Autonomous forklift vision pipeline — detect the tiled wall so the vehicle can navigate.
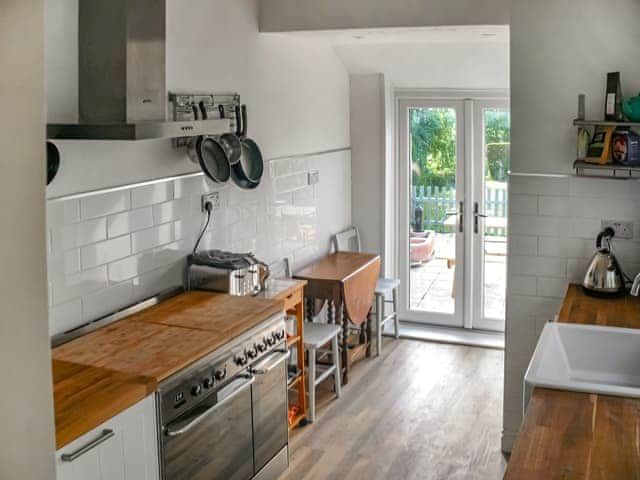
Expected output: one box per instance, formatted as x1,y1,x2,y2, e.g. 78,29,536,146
502,173,640,450
46,151,351,337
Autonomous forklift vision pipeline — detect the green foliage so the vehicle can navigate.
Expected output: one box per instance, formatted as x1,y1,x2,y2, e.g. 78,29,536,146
410,108,511,187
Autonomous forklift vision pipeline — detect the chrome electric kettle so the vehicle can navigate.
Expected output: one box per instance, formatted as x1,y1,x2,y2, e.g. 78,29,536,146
583,227,627,297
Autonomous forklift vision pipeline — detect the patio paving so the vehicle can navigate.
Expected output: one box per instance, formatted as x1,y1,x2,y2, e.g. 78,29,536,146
410,233,506,319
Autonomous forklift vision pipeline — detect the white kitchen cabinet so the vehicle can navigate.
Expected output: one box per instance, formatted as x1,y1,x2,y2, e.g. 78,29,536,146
56,395,159,480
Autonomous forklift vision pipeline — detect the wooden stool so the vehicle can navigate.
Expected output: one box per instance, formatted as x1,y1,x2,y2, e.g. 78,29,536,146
304,322,342,423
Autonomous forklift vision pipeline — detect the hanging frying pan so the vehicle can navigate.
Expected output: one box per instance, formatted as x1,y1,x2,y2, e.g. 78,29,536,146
217,105,242,165
230,105,264,189
187,135,231,184
46,141,60,185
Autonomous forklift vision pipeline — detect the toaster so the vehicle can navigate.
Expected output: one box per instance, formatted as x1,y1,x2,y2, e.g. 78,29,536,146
186,249,270,296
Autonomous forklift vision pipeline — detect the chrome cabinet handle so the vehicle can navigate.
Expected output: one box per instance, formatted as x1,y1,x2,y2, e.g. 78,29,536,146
165,375,255,437
61,429,115,462
459,201,464,233
251,350,290,375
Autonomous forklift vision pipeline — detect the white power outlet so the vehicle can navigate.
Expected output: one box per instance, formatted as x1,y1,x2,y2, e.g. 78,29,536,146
601,220,634,239
201,192,221,211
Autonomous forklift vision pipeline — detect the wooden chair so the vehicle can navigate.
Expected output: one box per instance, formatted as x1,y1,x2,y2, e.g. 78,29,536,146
304,323,342,422
332,227,400,355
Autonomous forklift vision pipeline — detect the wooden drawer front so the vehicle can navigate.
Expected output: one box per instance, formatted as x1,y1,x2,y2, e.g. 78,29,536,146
283,288,303,312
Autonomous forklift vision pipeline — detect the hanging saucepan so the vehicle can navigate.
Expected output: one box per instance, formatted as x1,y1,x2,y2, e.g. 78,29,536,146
46,141,60,185
187,135,231,184
217,105,242,165
230,105,264,190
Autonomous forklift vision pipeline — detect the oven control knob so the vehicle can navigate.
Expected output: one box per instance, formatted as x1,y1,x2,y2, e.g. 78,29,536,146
275,329,285,341
203,377,214,389
266,336,275,346
247,347,258,359
214,368,227,381
257,342,267,353
191,384,203,396
235,355,247,366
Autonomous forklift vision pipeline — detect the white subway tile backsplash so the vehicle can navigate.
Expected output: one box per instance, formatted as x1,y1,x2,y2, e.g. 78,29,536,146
51,218,107,251
107,208,154,238
538,236,568,258
537,196,569,217
82,281,134,322
153,198,191,224
81,191,131,219
81,236,131,269
131,223,173,254
509,195,537,215
567,217,602,239
509,275,537,295
47,200,80,226
510,255,566,278
510,215,567,236
536,277,568,298
46,152,351,336
509,235,538,256
132,182,173,208
569,176,639,199
52,266,108,305
509,175,569,196
49,299,83,336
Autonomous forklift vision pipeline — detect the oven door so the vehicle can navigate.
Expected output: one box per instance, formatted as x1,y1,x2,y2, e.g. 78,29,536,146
162,374,255,480
251,348,290,473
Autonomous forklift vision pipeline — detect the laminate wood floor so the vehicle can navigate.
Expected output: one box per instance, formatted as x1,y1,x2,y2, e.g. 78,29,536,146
281,338,506,480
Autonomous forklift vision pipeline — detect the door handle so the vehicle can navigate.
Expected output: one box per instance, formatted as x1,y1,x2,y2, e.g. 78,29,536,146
473,202,487,234
164,374,255,437
251,350,290,375
60,429,115,462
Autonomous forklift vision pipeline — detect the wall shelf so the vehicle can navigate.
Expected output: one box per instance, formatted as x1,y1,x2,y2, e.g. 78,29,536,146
573,160,640,179
573,119,640,128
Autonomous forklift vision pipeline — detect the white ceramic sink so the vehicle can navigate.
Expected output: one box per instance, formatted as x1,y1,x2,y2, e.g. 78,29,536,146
523,322,640,410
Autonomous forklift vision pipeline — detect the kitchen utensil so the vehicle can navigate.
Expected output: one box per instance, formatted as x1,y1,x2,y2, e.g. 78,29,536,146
230,105,264,190
622,93,640,122
583,227,627,297
187,135,231,184
46,141,60,185
217,105,242,165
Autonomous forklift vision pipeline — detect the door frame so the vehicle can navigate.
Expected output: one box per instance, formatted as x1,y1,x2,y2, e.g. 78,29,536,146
393,89,509,331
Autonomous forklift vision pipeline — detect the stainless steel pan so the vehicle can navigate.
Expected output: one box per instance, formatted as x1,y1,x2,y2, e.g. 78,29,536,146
230,105,264,190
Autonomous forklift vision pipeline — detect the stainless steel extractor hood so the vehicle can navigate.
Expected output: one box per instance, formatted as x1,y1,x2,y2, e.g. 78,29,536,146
47,0,229,140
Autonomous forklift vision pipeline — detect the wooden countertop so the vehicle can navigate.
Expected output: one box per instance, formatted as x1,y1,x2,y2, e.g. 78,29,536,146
505,284,640,479
52,291,284,449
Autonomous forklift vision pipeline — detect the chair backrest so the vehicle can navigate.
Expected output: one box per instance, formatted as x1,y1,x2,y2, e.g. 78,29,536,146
333,226,361,253
268,257,292,279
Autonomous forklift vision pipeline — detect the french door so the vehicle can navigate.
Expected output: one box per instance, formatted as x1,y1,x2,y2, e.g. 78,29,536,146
397,96,509,332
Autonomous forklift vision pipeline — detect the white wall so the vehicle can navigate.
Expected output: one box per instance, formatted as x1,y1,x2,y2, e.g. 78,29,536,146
45,0,352,335
503,0,640,452
350,74,386,259
0,1,56,478
259,0,509,32
336,41,509,89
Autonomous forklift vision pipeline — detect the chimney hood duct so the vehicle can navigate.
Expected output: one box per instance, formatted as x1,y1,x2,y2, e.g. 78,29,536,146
47,0,229,140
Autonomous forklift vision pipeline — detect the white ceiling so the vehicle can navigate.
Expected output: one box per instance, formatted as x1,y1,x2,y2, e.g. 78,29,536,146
287,25,510,89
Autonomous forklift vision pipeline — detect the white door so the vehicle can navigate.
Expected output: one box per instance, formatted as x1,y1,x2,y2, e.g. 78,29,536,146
398,99,466,328
397,96,509,331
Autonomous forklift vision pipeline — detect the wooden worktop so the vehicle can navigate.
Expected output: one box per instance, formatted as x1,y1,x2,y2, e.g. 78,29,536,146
505,284,640,479
52,291,284,449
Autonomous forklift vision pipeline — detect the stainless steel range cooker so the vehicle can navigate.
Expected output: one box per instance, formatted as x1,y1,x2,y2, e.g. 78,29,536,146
157,314,289,480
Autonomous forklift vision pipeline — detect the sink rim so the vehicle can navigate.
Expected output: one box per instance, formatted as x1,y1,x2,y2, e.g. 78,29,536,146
524,321,640,400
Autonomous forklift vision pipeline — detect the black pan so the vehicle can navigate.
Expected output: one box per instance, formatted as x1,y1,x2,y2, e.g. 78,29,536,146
217,105,242,165
46,141,60,185
187,135,231,184
230,105,264,190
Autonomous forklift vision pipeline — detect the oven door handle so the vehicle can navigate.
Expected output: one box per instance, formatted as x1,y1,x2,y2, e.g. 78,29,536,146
250,349,290,375
164,374,255,438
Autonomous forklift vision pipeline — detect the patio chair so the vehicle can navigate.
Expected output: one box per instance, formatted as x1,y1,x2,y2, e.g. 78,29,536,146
332,227,400,355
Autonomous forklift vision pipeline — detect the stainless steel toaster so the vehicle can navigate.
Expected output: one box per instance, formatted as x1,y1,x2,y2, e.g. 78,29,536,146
186,249,270,296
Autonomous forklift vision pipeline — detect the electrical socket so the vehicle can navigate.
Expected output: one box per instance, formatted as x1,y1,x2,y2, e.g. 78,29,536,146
201,192,220,212
601,219,634,239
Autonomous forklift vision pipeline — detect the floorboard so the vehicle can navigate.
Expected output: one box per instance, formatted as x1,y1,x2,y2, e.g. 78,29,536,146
280,338,506,480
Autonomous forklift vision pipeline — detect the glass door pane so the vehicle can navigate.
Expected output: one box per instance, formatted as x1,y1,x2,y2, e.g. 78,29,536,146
398,99,465,328
472,103,510,331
